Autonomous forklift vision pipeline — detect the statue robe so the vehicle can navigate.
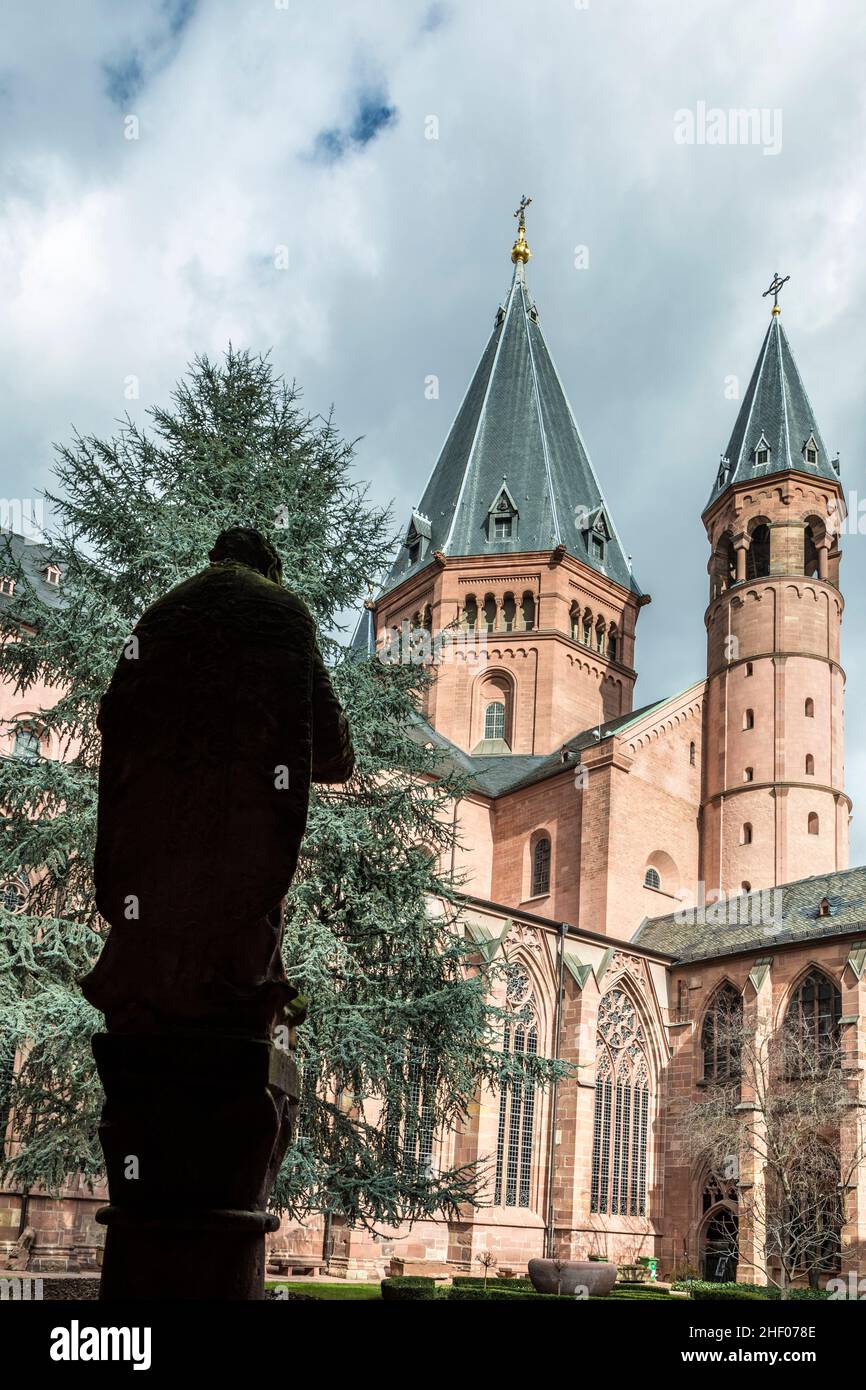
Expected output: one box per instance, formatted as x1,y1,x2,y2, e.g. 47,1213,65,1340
81,560,354,1033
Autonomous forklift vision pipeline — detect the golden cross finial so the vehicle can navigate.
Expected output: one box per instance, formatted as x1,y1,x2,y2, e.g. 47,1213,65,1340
511,195,533,265
763,270,790,316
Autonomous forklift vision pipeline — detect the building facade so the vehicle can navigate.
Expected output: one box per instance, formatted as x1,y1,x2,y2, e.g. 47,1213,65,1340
2,208,864,1284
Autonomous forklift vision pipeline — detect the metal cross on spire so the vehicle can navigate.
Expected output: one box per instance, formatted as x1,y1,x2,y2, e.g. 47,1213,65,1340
762,271,790,316
511,195,533,265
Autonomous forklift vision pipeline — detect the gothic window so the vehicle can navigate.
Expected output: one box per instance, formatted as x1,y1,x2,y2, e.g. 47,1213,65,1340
494,963,538,1208
743,709,754,730
701,983,742,1081
805,754,815,776
484,701,506,741
644,867,661,891
531,837,551,897
590,989,651,1217
805,698,815,718
13,727,40,761
808,812,819,836
383,1042,435,1179
0,1039,15,1165
785,970,841,1056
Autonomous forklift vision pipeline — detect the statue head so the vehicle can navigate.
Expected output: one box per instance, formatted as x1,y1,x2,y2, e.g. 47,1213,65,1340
208,527,283,585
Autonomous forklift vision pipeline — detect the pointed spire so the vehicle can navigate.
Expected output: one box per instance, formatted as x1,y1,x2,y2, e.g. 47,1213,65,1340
378,204,638,598
706,287,838,510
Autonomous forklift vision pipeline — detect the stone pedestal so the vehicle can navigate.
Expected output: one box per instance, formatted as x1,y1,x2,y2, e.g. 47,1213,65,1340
91,1032,298,1301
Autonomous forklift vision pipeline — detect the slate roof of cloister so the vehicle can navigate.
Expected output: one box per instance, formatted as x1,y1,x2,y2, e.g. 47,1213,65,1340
634,864,866,964
0,530,65,612
374,257,640,605
705,311,839,511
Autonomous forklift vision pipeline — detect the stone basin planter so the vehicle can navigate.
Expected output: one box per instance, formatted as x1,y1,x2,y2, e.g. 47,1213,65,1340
528,1258,617,1298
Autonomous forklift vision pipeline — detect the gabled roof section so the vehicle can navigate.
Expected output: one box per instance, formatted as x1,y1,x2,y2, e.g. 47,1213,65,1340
706,312,839,511
634,865,866,963
381,259,638,597
0,529,65,613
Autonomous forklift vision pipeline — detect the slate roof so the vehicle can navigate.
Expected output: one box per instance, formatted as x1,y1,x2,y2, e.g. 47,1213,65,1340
380,259,639,600
634,865,866,964
406,690,686,798
0,529,65,613
706,313,839,510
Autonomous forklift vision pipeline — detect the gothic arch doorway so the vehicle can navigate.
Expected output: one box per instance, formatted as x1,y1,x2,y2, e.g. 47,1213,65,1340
700,1203,738,1282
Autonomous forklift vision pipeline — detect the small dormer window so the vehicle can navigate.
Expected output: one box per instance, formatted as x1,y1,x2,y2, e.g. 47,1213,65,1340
404,510,431,569
756,449,768,466
0,576,15,596
753,434,771,472
408,539,420,566
802,434,819,467
817,897,832,918
591,534,604,562
44,564,61,585
487,484,518,544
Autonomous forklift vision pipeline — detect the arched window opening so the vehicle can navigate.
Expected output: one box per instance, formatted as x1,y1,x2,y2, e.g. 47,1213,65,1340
743,709,754,730
711,534,737,599
745,661,753,677
689,741,696,767
483,594,497,633
1,877,27,913
805,698,815,718
741,881,751,893
785,970,842,1060
702,983,742,1081
746,524,771,579
569,603,579,641
13,726,41,762
484,701,506,741
463,595,478,631
531,836,551,897
606,625,618,662
422,605,432,633
521,591,536,631
494,964,538,1209
805,754,815,776
582,610,592,646
741,823,753,845
502,592,516,633
595,618,605,653
644,867,661,891
590,990,650,1217
744,767,753,783
804,524,820,579
807,812,819,836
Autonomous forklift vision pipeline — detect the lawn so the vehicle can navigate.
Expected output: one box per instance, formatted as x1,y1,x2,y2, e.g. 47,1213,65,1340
267,1279,675,1301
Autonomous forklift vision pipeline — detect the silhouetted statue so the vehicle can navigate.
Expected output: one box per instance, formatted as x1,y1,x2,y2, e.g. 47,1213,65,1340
82,526,354,1038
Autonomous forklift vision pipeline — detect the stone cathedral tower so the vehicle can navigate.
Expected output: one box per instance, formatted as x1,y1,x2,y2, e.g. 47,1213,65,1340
701,278,849,897
357,199,647,756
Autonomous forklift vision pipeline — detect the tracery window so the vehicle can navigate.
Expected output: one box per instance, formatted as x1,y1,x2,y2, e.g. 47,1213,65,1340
494,963,538,1208
701,982,742,1081
590,989,650,1217
785,970,841,1060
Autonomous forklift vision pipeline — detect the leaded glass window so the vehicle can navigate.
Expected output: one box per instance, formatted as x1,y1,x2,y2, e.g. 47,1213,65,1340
531,837,551,896
494,964,538,1209
590,988,651,1217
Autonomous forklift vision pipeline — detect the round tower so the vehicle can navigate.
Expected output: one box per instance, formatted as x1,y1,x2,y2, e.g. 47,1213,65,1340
701,282,849,897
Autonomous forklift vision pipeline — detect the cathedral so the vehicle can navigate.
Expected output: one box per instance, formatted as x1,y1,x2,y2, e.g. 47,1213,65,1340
2,204,864,1285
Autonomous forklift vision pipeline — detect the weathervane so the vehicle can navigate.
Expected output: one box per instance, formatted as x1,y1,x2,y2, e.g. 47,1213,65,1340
762,271,790,316
511,195,533,265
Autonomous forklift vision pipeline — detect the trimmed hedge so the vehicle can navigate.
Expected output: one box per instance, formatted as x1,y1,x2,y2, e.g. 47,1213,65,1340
451,1276,532,1290
691,1287,768,1302
448,1287,568,1301
674,1278,831,1302
381,1276,437,1301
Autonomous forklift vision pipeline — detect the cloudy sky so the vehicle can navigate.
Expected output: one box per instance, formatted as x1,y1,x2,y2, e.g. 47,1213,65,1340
2,0,865,855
